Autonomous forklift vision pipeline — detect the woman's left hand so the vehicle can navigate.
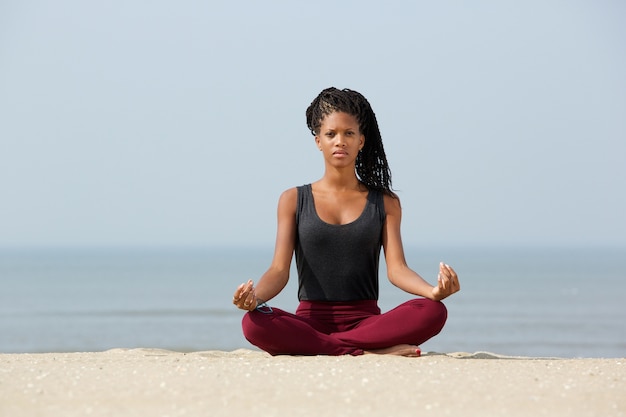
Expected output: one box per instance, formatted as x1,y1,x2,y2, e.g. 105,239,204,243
232,279,258,311
432,262,460,301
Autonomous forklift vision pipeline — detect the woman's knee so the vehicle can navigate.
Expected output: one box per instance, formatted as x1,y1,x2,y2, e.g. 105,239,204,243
431,300,448,329
408,298,448,328
241,311,266,344
432,299,447,319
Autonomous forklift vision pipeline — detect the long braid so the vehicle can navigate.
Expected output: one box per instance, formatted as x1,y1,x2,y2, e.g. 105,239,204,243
306,87,393,195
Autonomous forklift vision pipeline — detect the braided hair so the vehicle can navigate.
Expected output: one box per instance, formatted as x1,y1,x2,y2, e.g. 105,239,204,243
305,87,394,195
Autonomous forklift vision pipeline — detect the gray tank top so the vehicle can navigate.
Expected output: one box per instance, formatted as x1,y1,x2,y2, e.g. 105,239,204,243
295,184,386,301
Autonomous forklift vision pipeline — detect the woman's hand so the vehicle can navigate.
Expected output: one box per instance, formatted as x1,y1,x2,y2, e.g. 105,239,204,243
232,279,258,311
431,263,460,301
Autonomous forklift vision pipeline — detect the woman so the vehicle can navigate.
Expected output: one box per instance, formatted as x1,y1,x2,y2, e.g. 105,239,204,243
232,87,460,356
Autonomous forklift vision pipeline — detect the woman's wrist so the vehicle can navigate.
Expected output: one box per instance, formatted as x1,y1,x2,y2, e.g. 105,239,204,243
246,298,266,311
430,286,444,301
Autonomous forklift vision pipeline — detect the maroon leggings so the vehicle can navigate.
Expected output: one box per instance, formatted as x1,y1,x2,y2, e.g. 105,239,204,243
242,299,447,356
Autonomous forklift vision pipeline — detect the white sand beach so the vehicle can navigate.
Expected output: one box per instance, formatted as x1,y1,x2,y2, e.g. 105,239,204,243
1,349,624,417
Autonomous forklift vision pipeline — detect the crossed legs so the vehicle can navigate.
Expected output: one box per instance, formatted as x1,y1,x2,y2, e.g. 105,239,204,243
242,299,447,356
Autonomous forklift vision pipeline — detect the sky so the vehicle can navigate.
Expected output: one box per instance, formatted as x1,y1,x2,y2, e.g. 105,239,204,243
1,0,625,249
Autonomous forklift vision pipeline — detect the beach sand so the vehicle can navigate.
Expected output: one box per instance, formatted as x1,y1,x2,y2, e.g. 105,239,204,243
1,348,624,417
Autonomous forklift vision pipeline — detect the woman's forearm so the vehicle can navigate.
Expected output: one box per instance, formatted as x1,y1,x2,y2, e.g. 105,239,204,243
388,266,437,300
254,266,290,303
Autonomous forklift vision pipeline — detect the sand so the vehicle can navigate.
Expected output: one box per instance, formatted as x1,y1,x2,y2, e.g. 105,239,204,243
1,348,624,417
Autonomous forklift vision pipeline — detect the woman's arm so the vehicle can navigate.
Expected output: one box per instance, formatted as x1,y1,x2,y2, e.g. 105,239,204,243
233,188,297,310
382,194,460,301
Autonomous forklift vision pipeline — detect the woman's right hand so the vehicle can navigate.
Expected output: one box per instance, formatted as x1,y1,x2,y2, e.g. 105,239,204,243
232,279,257,311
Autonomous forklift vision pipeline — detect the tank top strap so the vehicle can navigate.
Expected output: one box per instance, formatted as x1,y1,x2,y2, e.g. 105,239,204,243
369,188,386,224
295,184,314,226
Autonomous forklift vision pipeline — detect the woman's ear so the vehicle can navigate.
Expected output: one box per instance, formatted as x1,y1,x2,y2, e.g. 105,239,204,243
359,134,365,150
315,136,322,150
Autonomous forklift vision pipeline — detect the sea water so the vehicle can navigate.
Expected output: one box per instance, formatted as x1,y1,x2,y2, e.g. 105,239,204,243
0,245,624,358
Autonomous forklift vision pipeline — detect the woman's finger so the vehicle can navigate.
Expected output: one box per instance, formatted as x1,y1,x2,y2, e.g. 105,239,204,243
439,263,450,289
233,283,245,303
438,272,447,291
243,289,254,307
442,263,460,293
444,264,459,290
441,263,458,282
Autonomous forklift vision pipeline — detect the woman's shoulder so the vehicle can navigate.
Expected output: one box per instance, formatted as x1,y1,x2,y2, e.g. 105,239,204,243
273,188,299,221
281,183,311,196
277,186,302,210
382,191,402,213
279,187,298,200
281,183,315,200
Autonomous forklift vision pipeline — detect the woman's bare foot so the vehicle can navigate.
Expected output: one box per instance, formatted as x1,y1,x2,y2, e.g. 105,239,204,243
365,344,421,357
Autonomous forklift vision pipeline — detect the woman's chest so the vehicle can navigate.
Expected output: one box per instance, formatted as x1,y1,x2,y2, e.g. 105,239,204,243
312,192,369,226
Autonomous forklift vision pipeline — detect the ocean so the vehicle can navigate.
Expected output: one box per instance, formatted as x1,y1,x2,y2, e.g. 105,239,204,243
1,245,624,358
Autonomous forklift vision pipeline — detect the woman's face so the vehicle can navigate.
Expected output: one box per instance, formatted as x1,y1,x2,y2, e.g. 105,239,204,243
315,111,364,167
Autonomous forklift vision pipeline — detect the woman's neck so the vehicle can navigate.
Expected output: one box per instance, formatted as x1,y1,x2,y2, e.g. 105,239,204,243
317,170,363,192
